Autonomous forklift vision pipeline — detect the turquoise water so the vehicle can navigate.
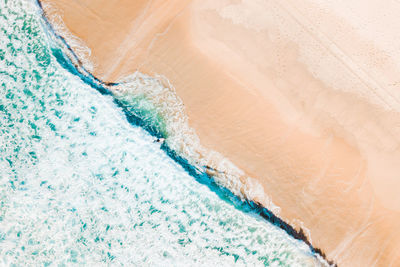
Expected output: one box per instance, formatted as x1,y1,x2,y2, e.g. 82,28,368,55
0,1,320,266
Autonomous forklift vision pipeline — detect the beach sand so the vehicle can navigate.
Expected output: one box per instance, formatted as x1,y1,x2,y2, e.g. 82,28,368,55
40,0,400,265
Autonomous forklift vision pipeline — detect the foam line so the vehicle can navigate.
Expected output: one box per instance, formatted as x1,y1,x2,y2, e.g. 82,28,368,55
35,1,335,265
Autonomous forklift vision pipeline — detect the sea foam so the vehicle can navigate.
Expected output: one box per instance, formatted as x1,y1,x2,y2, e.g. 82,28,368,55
0,0,324,266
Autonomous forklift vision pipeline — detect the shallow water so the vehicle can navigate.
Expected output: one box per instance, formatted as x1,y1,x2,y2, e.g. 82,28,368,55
0,1,319,266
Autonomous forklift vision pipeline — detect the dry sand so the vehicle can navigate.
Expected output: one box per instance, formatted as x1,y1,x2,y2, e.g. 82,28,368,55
40,0,400,266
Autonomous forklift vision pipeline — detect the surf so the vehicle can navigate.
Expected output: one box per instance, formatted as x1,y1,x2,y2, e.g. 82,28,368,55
0,0,331,265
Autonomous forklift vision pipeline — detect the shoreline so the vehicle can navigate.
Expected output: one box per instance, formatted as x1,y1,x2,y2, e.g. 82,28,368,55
36,1,333,265
37,0,400,266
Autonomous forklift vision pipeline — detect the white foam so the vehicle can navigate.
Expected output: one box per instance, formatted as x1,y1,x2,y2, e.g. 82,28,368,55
0,1,326,265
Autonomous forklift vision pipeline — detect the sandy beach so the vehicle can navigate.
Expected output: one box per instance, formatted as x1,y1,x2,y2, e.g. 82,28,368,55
40,0,400,265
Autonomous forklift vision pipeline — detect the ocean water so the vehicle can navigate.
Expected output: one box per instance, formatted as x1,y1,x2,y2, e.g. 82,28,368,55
0,1,320,266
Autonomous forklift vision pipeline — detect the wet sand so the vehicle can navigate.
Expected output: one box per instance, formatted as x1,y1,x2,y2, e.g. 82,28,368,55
40,0,400,266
